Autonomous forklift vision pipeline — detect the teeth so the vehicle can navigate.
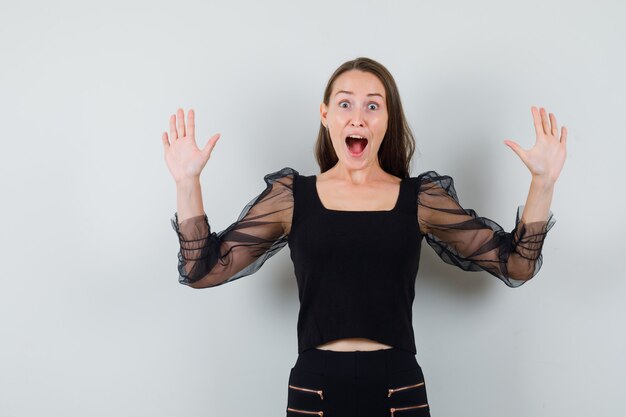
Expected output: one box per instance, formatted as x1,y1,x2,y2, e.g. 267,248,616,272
347,135,366,139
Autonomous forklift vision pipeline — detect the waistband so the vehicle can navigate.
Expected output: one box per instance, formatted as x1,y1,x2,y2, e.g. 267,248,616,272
294,347,419,379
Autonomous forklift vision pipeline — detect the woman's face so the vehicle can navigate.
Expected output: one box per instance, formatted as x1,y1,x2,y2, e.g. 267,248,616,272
320,70,388,171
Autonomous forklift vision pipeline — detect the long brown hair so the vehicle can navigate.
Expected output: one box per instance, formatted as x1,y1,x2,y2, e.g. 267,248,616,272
314,57,416,179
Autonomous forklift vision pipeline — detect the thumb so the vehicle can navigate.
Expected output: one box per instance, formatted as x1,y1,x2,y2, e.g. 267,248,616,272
203,133,221,159
503,139,525,161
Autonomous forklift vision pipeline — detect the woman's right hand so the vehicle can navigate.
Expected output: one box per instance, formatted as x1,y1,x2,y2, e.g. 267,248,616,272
162,108,221,184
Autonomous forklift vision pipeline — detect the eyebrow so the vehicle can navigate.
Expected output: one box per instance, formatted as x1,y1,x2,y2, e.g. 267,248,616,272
334,90,384,99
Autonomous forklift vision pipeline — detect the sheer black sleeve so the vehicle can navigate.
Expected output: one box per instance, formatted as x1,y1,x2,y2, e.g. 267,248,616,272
170,167,298,289
416,171,556,288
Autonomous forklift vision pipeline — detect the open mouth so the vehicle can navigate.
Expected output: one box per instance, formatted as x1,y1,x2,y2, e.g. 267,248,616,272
345,135,368,156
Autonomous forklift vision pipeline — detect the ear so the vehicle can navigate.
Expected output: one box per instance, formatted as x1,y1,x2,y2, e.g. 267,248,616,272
320,102,328,128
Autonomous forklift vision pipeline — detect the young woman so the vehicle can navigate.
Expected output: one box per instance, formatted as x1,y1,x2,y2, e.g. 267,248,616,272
162,57,565,417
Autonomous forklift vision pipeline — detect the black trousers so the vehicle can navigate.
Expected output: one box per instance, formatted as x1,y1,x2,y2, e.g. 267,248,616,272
286,347,431,417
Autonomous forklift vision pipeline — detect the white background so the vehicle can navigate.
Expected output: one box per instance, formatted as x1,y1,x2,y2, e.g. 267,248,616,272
1,1,624,416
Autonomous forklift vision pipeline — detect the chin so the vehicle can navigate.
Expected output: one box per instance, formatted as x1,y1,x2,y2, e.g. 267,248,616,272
339,156,371,168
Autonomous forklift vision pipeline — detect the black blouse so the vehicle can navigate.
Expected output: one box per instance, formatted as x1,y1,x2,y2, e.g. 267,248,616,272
170,167,556,353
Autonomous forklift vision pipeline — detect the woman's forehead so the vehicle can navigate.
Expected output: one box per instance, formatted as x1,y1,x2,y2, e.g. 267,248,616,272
332,70,386,98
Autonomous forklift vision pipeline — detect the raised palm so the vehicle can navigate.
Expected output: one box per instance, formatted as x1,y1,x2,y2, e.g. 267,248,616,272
504,106,567,183
162,108,221,183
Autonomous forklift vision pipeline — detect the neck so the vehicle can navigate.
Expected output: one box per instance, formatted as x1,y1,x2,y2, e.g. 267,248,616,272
325,161,388,185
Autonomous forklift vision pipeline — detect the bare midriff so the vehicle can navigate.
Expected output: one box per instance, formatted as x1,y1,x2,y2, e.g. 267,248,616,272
315,337,394,351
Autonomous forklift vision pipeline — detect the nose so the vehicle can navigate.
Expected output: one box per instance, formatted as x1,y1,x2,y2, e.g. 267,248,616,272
351,109,364,127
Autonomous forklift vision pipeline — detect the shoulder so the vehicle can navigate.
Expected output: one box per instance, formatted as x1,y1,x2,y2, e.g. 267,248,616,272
260,167,301,194
264,166,299,180
263,166,300,183
411,170,456,185
412,170,447,181
410,170,459,194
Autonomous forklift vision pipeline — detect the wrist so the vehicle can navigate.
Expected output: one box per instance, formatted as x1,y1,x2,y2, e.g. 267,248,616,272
531,174,556,189
176,176,201,188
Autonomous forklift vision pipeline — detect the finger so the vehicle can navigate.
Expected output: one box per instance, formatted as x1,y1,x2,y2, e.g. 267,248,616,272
504,139,525,160
560,126,567,144
549,113,558,137
177,108,186,138
531,106,543,137
187,109,195,139
540,107,550,135
169,114,178,140
203,133,221,158
162,132,170,149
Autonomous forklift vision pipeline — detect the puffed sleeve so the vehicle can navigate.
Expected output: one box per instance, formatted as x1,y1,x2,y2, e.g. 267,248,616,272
170,167,298,289
416,171,556,288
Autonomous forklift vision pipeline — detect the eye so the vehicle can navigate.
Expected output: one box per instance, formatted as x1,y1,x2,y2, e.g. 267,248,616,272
368,103,379,110
339,101,349,108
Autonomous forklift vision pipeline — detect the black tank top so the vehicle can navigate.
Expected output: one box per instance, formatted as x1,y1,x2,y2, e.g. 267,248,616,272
288,173,423,354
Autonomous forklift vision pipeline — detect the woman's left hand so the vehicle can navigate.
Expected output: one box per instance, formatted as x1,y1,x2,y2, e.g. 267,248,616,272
504,106,567,184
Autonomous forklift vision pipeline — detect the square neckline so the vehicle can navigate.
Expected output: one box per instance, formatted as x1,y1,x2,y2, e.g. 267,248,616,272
313,175,406,213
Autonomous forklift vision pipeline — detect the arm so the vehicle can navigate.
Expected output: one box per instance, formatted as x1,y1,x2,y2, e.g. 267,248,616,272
176,176,205,223
418,106,566,287
171,167,298,289
164,108,219,223
417,172,556,287
506,106,566,224
162,108,297,289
